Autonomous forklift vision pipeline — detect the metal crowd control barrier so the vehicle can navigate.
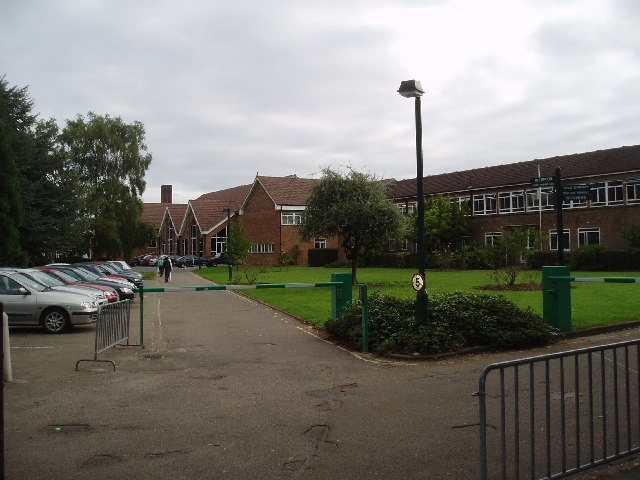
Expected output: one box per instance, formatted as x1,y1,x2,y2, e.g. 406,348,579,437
478,339,640,480
76,300,141,371
135,272,369,352
542,266,640,332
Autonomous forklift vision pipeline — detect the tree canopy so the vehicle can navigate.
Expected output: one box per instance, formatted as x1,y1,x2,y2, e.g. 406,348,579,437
299,168,403,283
0,77,154,265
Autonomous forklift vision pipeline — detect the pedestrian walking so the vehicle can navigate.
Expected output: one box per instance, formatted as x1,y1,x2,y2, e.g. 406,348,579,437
158,256,164,277
164,255,172,283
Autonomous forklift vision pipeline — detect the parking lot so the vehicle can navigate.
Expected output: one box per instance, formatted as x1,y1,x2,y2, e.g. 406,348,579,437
4,268,640,479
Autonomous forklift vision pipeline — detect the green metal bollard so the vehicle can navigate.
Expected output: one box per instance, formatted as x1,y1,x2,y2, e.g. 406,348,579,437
331,272,352,319
359,284,369,353
542,265,572,332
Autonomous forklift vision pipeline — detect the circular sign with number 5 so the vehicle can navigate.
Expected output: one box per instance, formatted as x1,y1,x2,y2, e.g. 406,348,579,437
411,273,425,292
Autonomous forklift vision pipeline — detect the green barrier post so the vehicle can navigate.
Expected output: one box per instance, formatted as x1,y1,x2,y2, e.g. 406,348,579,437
331,272,352,319
359,284,369,353
542,265,572,332
138,284,144,346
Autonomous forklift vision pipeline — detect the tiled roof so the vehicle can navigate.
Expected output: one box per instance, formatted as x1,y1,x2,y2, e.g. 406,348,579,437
196,184,252,204
166,204,188,226
141,203,169,228
256,175,318,206
387,145,640,199
190,198,240,233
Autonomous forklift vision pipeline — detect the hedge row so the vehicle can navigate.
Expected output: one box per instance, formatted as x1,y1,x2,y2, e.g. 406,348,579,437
325,292,557,355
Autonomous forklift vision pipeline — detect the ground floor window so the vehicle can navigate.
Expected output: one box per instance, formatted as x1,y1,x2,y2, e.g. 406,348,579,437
315,238,326,249
485,232,502,246
578,228,600,247
549,229,570,250
251,242,275,254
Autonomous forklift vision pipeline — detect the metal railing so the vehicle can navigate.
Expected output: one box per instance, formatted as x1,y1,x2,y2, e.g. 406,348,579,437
478,339,640,480
76,300,141,371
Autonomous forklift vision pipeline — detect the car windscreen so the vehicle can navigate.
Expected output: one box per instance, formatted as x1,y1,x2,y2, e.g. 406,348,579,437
12,273,48,292
44,269,77,283
28,270,65,286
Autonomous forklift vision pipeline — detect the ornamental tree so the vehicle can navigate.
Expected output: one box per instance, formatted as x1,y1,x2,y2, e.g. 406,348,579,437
299,168,403,284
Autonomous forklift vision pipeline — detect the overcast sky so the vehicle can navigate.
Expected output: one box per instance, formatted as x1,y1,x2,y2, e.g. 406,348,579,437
3,0,639,204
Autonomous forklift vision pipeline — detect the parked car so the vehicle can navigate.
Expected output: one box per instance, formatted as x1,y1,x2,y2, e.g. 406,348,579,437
206,252,229,266
45,265,135,300
92,262,144,287
76,263,142,288
106,260,132,271
36,267,119,302
12,269,110,306
0,271,100,333
178,255,207,267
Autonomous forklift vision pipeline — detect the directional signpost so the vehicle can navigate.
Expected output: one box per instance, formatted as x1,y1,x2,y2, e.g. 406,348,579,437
531,169,593,266
562,184,591,202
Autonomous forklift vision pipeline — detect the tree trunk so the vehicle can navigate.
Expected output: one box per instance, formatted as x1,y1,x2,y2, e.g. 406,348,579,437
351,254,358,285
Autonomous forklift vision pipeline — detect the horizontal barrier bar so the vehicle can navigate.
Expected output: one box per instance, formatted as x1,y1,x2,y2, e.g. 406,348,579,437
135,282,342,293
548,276,640,284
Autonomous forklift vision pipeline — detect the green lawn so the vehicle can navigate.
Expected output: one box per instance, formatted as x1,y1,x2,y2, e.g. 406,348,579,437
194,266,640,329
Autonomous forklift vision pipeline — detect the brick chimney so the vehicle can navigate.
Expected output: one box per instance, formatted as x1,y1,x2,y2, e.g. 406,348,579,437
161,185,173,204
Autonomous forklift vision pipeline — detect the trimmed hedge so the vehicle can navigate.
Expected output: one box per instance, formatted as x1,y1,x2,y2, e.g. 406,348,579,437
325,292,557,355
308,248,339,267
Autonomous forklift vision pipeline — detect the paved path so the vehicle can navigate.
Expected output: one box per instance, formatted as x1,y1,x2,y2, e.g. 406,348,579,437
4,268,640,479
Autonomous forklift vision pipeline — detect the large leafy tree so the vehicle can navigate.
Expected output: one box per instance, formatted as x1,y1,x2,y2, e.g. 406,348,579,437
60,112,153,259
299,168,403,284
0,78,28,266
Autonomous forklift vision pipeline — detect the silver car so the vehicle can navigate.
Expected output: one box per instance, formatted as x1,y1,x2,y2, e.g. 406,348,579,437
0,271,100,334
13,269,109,306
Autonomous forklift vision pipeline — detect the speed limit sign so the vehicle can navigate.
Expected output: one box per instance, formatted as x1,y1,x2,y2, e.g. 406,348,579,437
411,273,425,292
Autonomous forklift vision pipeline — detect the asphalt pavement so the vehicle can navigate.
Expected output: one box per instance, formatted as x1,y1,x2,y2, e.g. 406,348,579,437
3,267,640,479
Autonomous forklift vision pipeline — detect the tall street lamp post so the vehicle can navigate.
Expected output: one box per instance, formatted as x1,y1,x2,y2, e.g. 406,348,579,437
398,79,428,323
222,208,232,282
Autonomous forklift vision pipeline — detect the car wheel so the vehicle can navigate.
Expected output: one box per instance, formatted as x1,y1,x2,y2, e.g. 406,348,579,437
41,308,70,334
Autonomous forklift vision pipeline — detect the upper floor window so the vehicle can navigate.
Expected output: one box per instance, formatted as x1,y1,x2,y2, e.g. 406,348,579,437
627,178,640,204
281,212,303,225
526,188,554,211
397,203,417,215
591,181,623,206
450,196,471,211
315,238,326,249
474,194,497,215
498,191,525,214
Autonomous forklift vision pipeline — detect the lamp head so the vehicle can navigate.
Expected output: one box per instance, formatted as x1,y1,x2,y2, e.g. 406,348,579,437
398,79,424,98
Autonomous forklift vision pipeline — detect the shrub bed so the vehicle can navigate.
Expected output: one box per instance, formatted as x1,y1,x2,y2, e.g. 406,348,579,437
325,292,557,355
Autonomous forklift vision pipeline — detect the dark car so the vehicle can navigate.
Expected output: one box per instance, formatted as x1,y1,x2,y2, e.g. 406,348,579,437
178,255,207,267
45,265,135,300
76,263,143,289
206,252,229,266
94,262,144,287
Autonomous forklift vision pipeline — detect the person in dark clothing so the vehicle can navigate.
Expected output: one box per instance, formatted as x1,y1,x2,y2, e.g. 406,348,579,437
164,256,172,283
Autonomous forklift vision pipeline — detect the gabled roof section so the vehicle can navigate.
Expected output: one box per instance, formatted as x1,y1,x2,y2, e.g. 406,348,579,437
158,204,188,233
248,175,318,208
196,184,252,204
189,197,241,234
387,145,640,199
141,203,167,229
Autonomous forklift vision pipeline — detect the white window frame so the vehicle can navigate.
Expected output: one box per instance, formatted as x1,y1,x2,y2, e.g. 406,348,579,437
627,178,640,204
281,212,303,225
578,227,601,247
549,229,570,251
474,194,497,216
498,191,525,214
485,232,502,246
526,188,554,212
250,242,275,254
591,181,624,206
314,238,326,249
